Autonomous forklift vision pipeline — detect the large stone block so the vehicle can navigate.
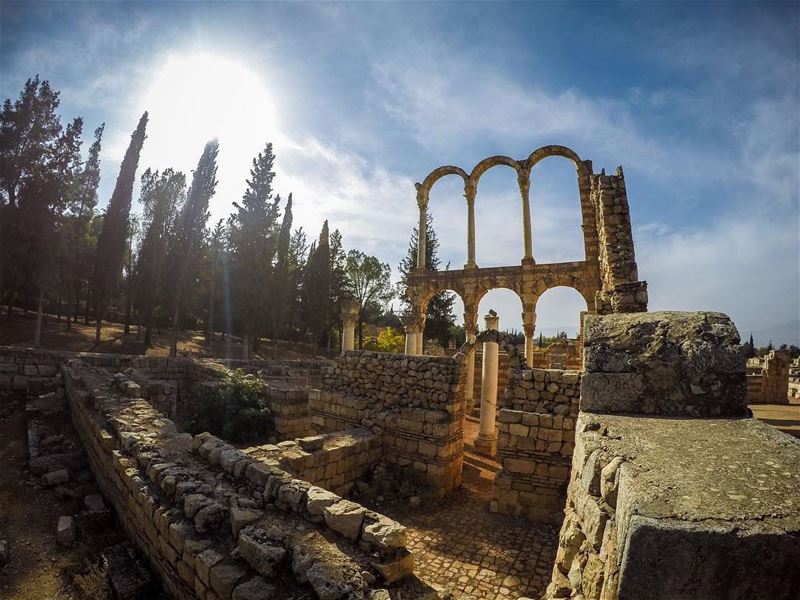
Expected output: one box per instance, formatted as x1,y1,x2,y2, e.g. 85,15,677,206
581,311,747,417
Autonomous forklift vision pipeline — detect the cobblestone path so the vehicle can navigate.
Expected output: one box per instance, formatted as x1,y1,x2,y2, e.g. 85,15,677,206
383,480,560,600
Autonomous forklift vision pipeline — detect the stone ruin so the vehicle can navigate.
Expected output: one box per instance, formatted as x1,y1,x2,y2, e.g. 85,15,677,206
1,145,799,600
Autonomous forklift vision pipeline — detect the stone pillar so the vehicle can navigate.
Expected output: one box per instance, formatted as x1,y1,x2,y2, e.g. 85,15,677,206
475,311,499,457
340,300,360,355
404,327,416,355
522,307,536,367
416,186,428,271
464,326,478,415
464,180,477,269
518,170,534,264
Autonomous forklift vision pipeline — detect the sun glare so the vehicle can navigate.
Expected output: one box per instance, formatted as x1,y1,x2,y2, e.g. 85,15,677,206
136,52,280,217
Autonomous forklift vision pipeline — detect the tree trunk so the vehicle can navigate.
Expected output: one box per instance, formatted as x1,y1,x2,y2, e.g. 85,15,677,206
34,289,45,347
206,277,215,343
358,315,364,350
84,281,92,325
95,311,102,346
56,285,62,323
65,282,73,331
170,300,180,357
123,290,133,335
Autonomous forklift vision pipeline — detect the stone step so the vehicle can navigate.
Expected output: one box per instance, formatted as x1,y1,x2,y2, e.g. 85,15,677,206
463,451,501,475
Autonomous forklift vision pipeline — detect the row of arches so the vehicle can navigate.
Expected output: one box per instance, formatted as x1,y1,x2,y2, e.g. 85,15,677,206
413,144,597,272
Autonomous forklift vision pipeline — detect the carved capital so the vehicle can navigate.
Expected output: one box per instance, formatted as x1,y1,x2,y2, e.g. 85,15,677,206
415,185,429,210
517,170,530,197
463,179,477,204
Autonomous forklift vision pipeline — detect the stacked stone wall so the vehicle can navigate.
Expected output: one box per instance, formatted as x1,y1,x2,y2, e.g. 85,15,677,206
590,169,648,314
61,359,420,599
239,430,382,496
310,351,463,496
746,350,791,404
491,368,580,521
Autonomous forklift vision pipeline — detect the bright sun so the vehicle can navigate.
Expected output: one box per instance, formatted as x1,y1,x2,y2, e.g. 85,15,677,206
136,51,280,216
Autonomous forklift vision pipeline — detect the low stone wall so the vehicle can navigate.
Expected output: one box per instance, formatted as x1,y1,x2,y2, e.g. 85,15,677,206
544,311,800,600
310,351,464,496
61,358,424,599
238,429,382,496
491,368,580,521
267,386,312,439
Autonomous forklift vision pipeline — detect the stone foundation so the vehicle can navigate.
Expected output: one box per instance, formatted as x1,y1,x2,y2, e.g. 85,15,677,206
746,350,791,404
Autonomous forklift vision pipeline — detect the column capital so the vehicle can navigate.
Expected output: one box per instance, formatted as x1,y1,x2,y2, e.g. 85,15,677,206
340,299,360,325
415,183,429,210
484,310,499,331
517,169,530,195
463,179,477,203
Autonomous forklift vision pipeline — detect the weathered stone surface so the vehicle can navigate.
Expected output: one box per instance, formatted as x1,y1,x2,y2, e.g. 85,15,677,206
324,500,366,540
297,435,325,452
230,506,263,538
305,486,339,517
361,515,407,551
209,562,248,599
84,493,106,512
238,526,287,577
195,549,224,586
57,515,76,546
42,468,69,486
232,576,276,600
0,539,8,565
582,311,747,417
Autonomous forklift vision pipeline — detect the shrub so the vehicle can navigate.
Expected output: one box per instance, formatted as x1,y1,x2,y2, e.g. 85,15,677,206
189,369,274,443
375,327,405,353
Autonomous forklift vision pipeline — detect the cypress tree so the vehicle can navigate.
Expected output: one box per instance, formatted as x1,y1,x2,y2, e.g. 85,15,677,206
303,221,331,355
169,139,218,356
92,112,148,345
397,213,455,346
270,193,293,356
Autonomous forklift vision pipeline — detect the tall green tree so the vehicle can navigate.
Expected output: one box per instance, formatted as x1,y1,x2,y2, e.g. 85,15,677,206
344,249,393,348
205,218,226,342
92,111,148,345
135,167,186,344
228,142,282,357
397,213,456,347
285,227,308,340
64,123,104,331
169,139,218,356
269,193,293,355
303,221,331,355
0,76,64,312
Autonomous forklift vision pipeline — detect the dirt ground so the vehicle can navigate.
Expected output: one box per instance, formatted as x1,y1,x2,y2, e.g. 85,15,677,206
0,310,330,360
0,393,141,600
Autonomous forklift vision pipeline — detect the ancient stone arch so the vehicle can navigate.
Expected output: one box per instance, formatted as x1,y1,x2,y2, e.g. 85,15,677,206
404,144,648,368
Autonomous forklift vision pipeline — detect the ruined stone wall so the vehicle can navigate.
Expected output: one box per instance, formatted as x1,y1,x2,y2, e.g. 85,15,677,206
746,350,791,404
310,351,463,496
789,364,800,401
591,169,648,315
61,359,421,600
491,368,580,521
544,311,800,600
238,430,382,496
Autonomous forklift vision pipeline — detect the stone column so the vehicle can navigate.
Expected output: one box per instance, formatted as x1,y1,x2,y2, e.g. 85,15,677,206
464,180,477,269
416,332,424,356
522,308,536,367
416,186,428,271
464,326,478,415
475,311,499,457
340,300,360,355
404,327,416,355
518,170,534,264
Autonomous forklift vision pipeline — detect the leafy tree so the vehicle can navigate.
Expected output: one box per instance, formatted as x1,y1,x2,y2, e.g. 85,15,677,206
92,112,148,345
169,139,218,356
303,221,331,354
344,249,393,348
375,327,405,353
0,76,64,312
228,143,281,357
397,213,456,346
285,227,308,340
135,168,186,344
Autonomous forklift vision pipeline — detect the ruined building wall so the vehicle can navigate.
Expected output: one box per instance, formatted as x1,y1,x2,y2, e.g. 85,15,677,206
61,359,418,600
746,349,791,404
491,368,580,520
591,169,648,315
310,351,464,496
544,311,800,600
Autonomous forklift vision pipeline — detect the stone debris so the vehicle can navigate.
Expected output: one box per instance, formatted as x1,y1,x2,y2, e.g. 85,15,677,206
84,493,106,512
41,468,69,486
57,515,76,546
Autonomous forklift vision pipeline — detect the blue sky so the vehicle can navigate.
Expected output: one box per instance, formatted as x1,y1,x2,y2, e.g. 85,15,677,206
2,1,798,344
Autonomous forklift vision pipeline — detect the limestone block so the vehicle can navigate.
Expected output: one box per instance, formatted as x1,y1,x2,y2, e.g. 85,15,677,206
230,506,263,538
238,527,287,577
232,577,276,600
209,562,248,599
196,549,224,586
582,311,747,417
57,515,76,546
361,515,407,551
42,469,69,487
324,500,366,540
306,486,340,518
